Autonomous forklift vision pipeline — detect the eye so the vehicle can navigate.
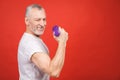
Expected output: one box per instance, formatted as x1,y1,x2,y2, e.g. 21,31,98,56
43,18,46,21
35,19,40,21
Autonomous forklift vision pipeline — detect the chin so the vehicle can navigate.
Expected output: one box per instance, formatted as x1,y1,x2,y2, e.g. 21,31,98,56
35,32,44,36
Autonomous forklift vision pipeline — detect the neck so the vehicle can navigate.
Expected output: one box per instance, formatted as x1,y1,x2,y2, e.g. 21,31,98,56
25,30,40,38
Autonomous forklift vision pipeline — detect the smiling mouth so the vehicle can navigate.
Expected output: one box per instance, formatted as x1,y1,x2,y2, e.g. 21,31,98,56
37,27,44,31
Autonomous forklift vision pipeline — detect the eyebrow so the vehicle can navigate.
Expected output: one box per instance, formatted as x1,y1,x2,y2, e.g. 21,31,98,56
34,17,46,19
33,18,46,21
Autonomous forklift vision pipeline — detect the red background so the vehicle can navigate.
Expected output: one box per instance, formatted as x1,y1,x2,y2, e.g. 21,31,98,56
0,0,120,80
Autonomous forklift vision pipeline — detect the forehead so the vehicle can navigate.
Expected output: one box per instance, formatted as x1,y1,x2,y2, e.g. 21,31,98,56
29,8,46,19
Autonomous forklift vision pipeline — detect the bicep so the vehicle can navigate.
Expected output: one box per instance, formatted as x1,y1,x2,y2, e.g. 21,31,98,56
31,52,51,74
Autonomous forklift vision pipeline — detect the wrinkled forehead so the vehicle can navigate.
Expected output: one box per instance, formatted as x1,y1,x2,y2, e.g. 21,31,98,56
29,8,46,19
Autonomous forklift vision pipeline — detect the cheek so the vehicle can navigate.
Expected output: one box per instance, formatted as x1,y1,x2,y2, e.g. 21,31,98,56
44,21,47,25
29,21,36,28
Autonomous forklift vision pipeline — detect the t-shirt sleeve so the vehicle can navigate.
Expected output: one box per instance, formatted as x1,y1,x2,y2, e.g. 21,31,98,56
24,40,43,61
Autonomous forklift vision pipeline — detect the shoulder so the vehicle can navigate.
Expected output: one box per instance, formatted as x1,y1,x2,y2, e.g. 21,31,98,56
18,33,41,52
19,33,38,45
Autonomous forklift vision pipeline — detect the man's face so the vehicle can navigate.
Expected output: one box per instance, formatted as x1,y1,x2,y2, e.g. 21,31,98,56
26,8,46,36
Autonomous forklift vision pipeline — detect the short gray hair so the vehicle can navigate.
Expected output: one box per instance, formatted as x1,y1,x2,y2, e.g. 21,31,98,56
25,4,43,17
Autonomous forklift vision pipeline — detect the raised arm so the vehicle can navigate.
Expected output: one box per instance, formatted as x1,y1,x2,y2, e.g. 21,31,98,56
31,27,68,78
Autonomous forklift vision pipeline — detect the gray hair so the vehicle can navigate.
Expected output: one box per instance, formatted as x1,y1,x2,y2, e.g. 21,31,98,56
25,4,43,17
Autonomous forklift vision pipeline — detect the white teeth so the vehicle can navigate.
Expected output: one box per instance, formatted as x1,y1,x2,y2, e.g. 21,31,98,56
38,27,43,31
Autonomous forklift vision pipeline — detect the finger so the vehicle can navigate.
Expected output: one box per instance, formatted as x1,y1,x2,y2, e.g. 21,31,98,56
59,27,62,32
52,32,56,38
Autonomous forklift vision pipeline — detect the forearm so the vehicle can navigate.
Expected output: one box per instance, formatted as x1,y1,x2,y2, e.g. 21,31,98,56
56,43,66,72
49,42,66,77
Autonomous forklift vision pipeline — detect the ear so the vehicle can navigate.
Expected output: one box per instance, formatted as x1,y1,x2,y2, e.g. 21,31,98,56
25,17,29,26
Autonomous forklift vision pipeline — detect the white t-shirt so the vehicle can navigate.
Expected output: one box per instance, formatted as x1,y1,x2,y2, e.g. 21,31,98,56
18,33,49,80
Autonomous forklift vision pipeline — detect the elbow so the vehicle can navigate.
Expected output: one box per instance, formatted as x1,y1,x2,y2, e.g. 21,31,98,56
48,63,62,78
51,73,60,78
49,71,60,78
40,67,60,78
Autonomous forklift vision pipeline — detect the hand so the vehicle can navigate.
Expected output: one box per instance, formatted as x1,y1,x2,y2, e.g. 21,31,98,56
53,26,68,44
